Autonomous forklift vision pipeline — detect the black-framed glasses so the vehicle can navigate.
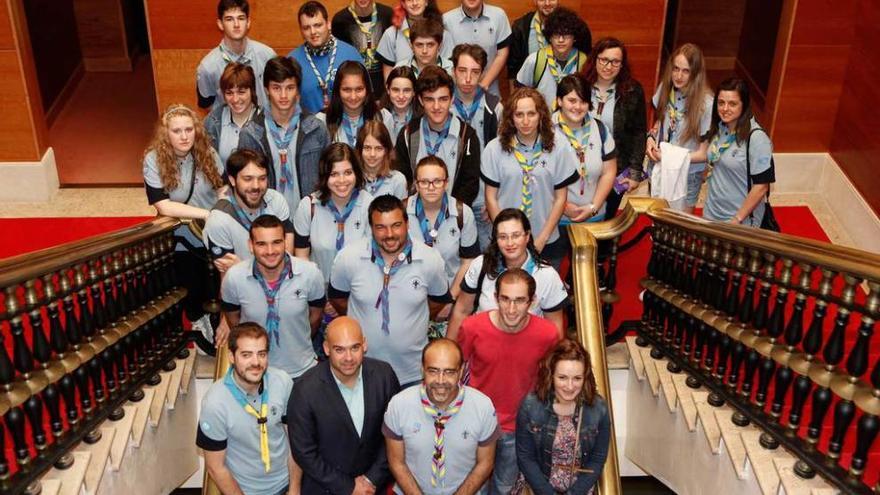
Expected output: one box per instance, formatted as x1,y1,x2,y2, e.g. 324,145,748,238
416,178,447,189
597,57,622,68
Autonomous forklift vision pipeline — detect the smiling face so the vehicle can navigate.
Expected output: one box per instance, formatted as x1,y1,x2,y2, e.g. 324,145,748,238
558,89,588,126
360,135,386,174
387,77,415,111
535,0,558,18
495,218,529,264
217,7,250,42
717,90,743,127
328,159,357,201
671,54,691,90
230,335,268,387
453,54,483,96
299,12,330,48
419,86,452,128
249,225,286,272
339,73,367,114
422,344,463,409
167,115,195,157
512,96,540,141
596,47,623,84
403,0,427,17
495,278,533,330
553,359,586,403
223,86,254,116
370,208,408,256
231,162,269,209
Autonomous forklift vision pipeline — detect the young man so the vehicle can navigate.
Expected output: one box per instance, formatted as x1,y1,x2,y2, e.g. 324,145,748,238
393,18,453,77
288,317,401,494
328,195,450,387
289,1,363,114
238,56,330,214
220,215,325,379
383,339,500,495
197,0,277,110
515,7,589,109
331,0,393,99
442,0,512,97
197,322,296,495
457,269,560,494
507,0,591,86
395,65,481,206
203,149,294,272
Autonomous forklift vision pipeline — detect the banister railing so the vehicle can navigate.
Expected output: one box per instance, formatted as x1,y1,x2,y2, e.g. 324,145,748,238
578,196,880,493
0,217,190,494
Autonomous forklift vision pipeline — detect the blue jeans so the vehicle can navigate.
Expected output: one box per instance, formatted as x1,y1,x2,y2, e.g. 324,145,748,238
686,168,704,207
482,431,517,494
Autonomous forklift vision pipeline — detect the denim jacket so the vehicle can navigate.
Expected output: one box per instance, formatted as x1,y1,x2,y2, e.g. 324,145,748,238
515,392,610,495
238,110,330,199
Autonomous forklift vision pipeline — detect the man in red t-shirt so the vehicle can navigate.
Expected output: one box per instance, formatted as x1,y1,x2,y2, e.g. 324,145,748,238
458,267,561,494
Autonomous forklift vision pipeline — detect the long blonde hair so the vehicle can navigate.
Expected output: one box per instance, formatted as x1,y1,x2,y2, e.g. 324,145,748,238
656,43,712,145
144,104,224,192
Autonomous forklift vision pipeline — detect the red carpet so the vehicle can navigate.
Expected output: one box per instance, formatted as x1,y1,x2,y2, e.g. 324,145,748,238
0,216,154,260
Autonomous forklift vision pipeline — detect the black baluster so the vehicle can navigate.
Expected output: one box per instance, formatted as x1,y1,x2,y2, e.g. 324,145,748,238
828,276,865,461
725,247,746,318
102,346,117,395
134,245,149,307
43,274,68,356
75,365,92,415
89,356,106,406
76,266,96,341
0,421,8,480
23,395,47,453
114,342,128,386
89,261,108,331
0,327,15,389
58,373,79,426
5,406,29,468
752,254,775,331
43,384,63,440
713,243,732,311
5,286,34,377
738,250,761,325
102,255,119,325
60,270,82,347
24,280,51,367
850,348,880,479
124,250,139,313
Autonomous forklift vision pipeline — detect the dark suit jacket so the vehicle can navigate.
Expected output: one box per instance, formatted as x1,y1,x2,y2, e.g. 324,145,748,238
288,357,401,494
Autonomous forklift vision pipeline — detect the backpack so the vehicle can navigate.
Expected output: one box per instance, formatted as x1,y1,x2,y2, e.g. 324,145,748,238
482,93,501,144
534,49,588,85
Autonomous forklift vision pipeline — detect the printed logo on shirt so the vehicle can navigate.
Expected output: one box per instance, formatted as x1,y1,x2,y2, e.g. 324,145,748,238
294,288,305,298
411,278,423,290
449,226,458,237
201,421,212,431
211,246,223,256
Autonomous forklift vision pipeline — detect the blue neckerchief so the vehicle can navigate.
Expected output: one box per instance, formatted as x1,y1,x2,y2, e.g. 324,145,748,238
341,112,364,146
371,237,413,334
325,189,360,250
366,175,386,195
499,253,538,276
453,88,483,125
231,196,266,231
708,125,737,165
264,105,302,191
391,107,412,138
252,254,292,345
415,194,449,246
422,116,453,156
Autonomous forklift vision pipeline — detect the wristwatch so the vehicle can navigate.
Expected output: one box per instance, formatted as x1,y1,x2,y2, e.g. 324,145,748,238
588,203,597,217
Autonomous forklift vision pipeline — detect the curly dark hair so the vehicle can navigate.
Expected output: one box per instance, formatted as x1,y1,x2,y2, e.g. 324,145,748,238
535,339,598,406
326,61,380,140
582,37,635,95
315,143,366,203
542,7,588,42
498,87,556,153
481,208,547,280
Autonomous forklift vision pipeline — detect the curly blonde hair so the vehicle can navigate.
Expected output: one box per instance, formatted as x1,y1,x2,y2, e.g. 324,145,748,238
498,87,556,154
144,104,224,192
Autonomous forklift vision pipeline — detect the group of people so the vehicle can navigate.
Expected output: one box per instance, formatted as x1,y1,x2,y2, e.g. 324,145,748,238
141,0,778,493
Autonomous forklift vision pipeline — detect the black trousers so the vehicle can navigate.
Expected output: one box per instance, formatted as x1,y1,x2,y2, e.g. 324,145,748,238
173,249,214,322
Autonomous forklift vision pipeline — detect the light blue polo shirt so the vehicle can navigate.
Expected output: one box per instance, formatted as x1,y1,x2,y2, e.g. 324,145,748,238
203,188,291,260
414,116,469,197
197,367,292,495
553,113,617,221
381,107,412,143
651,85,714,173
443,4,512,96
480,129,579,244
293,190,374,283
365,169,409,199
451,95,503,149
406,195,480,284
196,38,277,110
383,385,501,495
393,56,454,78
376,21,455,68
221,254,325,377
516,49,586,111
461,253,568,315
329,237,449,384
288,40,364,114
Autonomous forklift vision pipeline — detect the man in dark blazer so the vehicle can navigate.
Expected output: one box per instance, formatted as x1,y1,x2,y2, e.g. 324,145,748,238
288,316,401,494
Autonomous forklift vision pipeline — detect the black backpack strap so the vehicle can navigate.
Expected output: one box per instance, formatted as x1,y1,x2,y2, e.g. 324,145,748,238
408,124,420,175
482,93,500,144
472,270,486,313
456,199,463,231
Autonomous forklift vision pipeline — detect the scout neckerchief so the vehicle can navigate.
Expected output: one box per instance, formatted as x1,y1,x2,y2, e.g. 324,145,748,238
708,125,736,165
252,254,292,346
664,86,684,142
531,13,546,50
366,175,386,195
391,107,412,138
415,194,449,246
231,195,266,231
265,105,302,194
304,36,339,108
453,88,483,127
512,136,543,216
422,116,453,156
326,189,361,250
371,238,413,334
401,17,412,42
499,252,538,277
223,367,271,472
218,40,251,65
593,84,614,116
348,2,379,69
420,385,465,488
558,116,593,195
341,112,365,146
545,46,579,84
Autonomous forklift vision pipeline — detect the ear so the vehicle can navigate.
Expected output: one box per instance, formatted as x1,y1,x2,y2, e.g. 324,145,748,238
362,337,369,355
216,18,224,33
248,238,255,254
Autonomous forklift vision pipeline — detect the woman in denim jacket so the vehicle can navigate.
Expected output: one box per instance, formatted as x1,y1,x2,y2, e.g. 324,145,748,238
515,339,610,494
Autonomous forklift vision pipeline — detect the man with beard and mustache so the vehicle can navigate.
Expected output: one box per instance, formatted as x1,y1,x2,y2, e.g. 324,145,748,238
220,215,325,377
383,338,499,495
197,322,297,495
288,317,400,494
204,149,294,274
329,194,450,388
457,268,559,494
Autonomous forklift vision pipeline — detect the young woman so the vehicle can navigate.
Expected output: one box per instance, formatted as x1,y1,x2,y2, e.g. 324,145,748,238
318,61,381,147
555,75,617,226
481,87,578,269
581,37,648,219
376,0,452,80
204,62,261,165
380,64,420,142
646,43,713,213
515,339,610,495
142,104,225,340
703,77,775,227
293,142,373,284
446,209,568,341
356,120,408,199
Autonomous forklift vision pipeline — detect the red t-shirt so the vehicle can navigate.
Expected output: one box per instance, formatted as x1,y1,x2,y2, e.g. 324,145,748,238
458,311,559,432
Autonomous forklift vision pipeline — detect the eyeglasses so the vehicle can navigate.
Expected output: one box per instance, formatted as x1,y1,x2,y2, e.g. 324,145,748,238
498,295,531,307
416,178,447,189
496,232,527,243
597,57,622,68
425,367,459,379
